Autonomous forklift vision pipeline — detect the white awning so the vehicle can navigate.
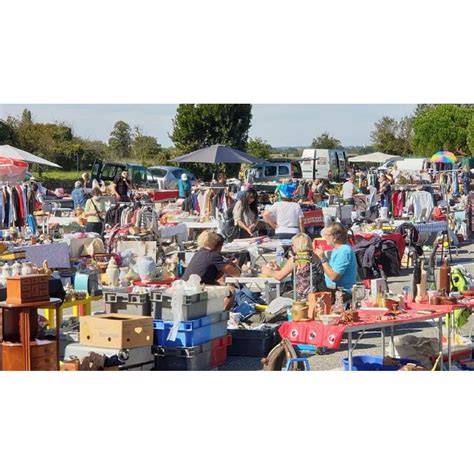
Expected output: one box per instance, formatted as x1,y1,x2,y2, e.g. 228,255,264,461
0,144,62,168
348,152,401,164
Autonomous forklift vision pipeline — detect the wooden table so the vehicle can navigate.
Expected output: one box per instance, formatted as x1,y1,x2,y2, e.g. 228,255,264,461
0,298,62,371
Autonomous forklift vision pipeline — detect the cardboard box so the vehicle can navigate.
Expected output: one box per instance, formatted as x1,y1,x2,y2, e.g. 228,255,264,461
80,314,153,349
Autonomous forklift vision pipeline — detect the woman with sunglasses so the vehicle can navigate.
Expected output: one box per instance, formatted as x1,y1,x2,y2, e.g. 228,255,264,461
233,189,259,238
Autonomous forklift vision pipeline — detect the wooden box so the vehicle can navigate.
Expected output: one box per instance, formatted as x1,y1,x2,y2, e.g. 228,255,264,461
80,314,153,349
6,275,50,305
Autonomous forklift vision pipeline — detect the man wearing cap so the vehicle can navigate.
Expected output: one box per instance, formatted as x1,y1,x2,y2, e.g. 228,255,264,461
177,173,192,199
263,182,305,239
71,181,87,209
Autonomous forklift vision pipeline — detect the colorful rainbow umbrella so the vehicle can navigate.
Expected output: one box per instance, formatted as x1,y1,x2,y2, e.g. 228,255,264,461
431,151,457,164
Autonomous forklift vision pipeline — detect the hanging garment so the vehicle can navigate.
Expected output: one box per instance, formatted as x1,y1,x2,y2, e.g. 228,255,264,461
408,191,434,221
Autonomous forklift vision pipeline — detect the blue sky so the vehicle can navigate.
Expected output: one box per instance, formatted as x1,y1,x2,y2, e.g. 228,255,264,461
0,104,416,147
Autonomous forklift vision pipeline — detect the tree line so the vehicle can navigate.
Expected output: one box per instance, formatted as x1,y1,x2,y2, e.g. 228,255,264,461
1,104,473,178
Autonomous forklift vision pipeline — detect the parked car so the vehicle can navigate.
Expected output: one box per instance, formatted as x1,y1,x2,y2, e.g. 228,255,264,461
148,166,197,190
91,160,156,186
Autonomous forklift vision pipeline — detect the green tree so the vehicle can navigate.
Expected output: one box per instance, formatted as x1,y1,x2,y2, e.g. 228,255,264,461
412,104,474,156
467,117,474,156
170,104,252,179
0,119,16,145
170,104,252,152
310,132,342,149
370,116,413,156
108,121,132,159
246,137,272,159
131,127,162,165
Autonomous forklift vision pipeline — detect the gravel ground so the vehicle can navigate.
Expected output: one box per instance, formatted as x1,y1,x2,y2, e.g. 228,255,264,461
56,240,474,371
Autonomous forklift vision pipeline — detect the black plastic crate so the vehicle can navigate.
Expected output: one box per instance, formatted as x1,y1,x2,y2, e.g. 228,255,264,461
228,325,281,357
154,335,231,371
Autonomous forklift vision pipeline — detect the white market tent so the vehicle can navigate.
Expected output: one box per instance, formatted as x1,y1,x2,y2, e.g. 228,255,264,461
0,144,62,168
348,152,401,164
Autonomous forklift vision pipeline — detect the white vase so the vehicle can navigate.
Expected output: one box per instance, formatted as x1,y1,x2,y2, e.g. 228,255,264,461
21,262,34,276
119,267,129,287
137,256,156,282
106,258,120,287
11,262,22,277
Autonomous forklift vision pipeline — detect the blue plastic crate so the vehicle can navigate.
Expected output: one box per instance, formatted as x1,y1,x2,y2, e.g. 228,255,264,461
342,355,421,371
153,312,229,348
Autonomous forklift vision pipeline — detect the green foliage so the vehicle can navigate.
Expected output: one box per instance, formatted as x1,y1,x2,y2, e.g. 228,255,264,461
467,117,474,156
246,137,272,159
131,127,162,164
170,104,252,153
108,121,132,159
310,132,342,149
370,116,413,156
170,104,253,180
412,104,474,156
0,119,16,145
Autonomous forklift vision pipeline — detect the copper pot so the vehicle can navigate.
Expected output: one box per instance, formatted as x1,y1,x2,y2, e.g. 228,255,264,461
383,298,399,311
292,301,309,321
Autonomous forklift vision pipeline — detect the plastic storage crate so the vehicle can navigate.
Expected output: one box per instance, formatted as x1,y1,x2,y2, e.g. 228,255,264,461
342,355,421,371
153,312,229,348
155,335,231,371
65,343,154,371
228,325,281,357
150,291,209,320
104,291,151,316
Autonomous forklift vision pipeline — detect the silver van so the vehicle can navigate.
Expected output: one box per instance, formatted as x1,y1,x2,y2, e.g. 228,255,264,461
246,160,302,183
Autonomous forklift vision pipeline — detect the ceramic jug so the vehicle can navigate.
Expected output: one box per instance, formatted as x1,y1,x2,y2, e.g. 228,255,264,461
21,262,35,276
137,256,156,282
106,257,120,287
11,261,22,277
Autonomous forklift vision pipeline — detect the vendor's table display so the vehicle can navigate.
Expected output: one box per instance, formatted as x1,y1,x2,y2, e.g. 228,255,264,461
279,302,466,370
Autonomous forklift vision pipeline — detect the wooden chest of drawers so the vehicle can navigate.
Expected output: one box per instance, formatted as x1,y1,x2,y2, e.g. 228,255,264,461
6,275,50,305
0,340,57,371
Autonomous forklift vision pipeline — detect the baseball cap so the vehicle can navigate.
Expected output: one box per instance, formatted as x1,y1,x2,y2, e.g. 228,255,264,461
181,173,188,181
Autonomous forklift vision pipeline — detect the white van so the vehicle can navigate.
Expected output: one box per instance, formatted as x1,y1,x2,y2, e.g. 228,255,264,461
298,148,348,181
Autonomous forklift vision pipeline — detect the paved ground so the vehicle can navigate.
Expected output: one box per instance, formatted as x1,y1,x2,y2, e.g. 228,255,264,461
55,240,474,371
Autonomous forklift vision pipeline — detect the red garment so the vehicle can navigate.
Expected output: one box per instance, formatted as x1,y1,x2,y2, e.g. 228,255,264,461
15,185,25,222
391,191,399,217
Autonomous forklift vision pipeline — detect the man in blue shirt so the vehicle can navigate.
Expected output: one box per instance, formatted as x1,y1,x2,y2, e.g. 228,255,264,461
177,173,192,199
71,181,87,209
314,223,357,295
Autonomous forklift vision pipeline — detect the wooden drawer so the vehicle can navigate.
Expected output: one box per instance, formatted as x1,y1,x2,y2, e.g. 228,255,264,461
30,341,56,359
31,356,57,371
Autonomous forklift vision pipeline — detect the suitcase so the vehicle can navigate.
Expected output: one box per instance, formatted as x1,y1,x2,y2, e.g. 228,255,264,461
64,343,154,371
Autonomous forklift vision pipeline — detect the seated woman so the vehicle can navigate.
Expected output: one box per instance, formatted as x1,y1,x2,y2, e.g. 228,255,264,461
262,233,326,300
314,223,357,300
182,232,240,310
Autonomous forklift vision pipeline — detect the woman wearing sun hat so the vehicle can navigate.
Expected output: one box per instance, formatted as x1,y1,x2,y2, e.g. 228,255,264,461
263,182,305,239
